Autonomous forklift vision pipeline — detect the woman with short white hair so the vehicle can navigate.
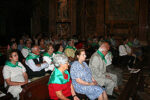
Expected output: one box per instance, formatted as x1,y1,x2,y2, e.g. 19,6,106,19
48,54,79,100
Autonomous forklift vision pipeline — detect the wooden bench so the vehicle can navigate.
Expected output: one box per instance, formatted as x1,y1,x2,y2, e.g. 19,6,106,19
20,75,50,100
118,69,144,100
0,66,6,93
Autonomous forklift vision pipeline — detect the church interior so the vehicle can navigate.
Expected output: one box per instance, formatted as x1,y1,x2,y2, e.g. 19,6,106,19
0,0,150,100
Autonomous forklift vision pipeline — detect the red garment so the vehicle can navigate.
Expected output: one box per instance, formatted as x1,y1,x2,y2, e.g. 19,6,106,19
48,74,72,100
76,43,83,49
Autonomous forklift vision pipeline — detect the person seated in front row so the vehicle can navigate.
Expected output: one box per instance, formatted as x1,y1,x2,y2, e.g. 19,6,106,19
48,54,79,100
89,42,120,97
3,50,28,99
25,45,50,81
43,44,55,71
70,49,108,100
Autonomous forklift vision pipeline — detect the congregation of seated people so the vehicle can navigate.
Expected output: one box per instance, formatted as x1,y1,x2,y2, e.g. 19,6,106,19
0,33,144,100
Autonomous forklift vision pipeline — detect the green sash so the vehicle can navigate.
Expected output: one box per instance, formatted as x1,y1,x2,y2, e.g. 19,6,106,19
65,45,76,51
5,61,22,68
127,42,133,47
0,53,2,56
43,52,54,61
26,53,40,61
48,68,70,85
108,51,112,56
55,51,63,54
97,50,107,64
24,46,31,51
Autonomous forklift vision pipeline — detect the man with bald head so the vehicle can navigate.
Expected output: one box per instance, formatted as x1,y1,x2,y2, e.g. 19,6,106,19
25,45,50,80
89,42,119,97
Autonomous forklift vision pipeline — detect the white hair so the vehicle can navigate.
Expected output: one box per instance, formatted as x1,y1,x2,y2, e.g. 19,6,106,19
31,45,39,51
53,54,68,67
99,47,107,52
98,42,108,52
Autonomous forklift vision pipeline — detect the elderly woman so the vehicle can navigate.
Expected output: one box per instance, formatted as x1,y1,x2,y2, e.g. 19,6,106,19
48,54,79,100
70,49,108,100
3,50,28,99
43,44,55,71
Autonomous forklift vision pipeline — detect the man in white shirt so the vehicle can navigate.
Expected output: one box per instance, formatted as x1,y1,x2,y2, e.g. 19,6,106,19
25,45,50,80
119,38,140,73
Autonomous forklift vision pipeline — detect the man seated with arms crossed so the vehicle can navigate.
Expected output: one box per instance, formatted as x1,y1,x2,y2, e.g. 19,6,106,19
89,42,120,99
25,45,51,81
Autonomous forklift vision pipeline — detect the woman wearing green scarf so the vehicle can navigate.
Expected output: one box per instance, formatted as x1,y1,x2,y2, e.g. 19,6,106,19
3,50,28,99
55,44,64,55
48,54,79,100
43,44,55,71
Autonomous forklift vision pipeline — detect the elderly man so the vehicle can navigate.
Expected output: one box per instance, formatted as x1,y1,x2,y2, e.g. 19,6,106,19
25,45,51,80
89,42,119,96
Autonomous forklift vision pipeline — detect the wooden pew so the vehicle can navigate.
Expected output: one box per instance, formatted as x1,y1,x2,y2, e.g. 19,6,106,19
20,75,50,100
20,74,90,100
0,66,4,88
117,70,144,100
0,66,7,93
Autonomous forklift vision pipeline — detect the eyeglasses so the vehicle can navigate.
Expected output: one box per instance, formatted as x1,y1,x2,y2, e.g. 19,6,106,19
81,54,86,57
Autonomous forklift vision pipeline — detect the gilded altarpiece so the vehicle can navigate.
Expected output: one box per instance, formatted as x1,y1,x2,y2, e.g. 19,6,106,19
56,0,71,37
